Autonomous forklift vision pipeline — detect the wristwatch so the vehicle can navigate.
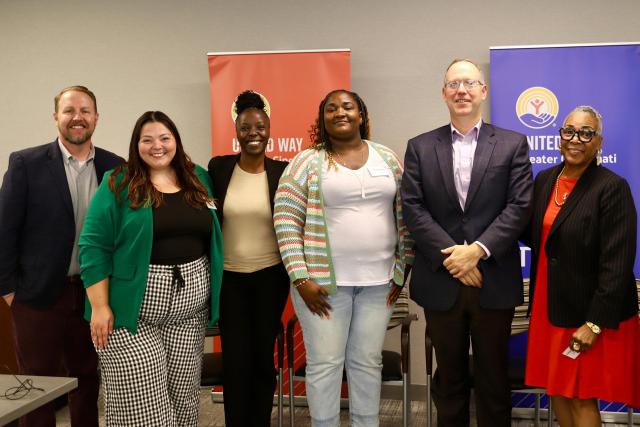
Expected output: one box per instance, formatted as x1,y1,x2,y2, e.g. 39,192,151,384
586,321,601,335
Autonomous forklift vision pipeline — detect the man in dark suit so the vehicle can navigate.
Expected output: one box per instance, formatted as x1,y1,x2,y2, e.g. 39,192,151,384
401,59,533,427
0,86,123,426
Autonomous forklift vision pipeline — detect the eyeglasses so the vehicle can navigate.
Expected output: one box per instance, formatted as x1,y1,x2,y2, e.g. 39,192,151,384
1,365,44,400
558,127,599,144
444,79,484,90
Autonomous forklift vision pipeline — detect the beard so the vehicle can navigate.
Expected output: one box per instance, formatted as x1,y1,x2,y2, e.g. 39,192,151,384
59,124,94,146
65,133,92,145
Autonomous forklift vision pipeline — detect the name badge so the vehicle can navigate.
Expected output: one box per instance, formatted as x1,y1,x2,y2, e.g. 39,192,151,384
561,346,580,359
368,166,390,177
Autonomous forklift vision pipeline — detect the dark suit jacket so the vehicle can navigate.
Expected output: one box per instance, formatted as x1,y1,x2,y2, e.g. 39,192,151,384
401,123,533,310
0,140,123,308
207,154,288,225
526,161,638,329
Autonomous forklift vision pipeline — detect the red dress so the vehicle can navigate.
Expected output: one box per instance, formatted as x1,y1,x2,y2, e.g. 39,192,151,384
525,177,640,407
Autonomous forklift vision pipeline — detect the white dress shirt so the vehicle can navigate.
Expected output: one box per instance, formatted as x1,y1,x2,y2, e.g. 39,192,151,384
450,120,490,258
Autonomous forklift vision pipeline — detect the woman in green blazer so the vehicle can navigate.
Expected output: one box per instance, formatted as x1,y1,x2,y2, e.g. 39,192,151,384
79,111,223,427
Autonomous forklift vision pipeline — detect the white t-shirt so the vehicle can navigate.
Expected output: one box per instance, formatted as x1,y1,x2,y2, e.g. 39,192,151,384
321,142,397,286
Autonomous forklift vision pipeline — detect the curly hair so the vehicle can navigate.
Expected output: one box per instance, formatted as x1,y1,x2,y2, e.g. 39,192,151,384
235,90,267,117
308,89,370,153
108,111,210,209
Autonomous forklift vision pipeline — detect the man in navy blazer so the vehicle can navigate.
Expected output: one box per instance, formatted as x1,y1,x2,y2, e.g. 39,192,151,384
401,59,533,427
0,86,123,426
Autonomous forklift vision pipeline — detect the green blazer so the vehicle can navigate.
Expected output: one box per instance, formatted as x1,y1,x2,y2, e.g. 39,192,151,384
79,165,223,334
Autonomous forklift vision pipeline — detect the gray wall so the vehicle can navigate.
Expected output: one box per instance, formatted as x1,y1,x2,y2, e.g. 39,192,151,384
1,0,638,388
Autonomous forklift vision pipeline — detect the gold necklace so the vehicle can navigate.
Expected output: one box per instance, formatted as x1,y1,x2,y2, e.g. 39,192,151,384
333,141,366,170
328,142,368,198
553,166,568,207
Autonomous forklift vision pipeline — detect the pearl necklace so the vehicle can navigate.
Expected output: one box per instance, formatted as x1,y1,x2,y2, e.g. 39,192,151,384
553,166,568,207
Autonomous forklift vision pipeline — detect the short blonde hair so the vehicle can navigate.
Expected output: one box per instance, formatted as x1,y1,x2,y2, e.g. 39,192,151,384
443,59,485,86
54,85,97,113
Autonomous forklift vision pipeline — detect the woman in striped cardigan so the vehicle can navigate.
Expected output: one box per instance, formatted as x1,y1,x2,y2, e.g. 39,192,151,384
274,90,413,426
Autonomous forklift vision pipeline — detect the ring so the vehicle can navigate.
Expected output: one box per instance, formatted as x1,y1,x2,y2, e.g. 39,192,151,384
571,340,581,352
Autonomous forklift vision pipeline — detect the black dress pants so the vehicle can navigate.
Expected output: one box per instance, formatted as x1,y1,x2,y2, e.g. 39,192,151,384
424,286,515,427
219,263,290,427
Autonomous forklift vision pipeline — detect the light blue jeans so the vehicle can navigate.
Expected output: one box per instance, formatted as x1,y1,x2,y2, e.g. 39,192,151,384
292,284,393,427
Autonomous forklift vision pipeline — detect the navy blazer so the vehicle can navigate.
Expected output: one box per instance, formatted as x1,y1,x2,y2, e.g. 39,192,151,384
401,123,533,310
207,154,288,226
526,161,638,328
0,140,123,307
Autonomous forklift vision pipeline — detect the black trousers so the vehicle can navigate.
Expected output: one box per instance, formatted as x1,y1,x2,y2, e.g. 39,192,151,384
219,263,290,427
424,286,515,427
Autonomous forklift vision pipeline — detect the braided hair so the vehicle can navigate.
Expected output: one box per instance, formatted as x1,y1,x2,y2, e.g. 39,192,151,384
309,89,370,150
308,89,371,169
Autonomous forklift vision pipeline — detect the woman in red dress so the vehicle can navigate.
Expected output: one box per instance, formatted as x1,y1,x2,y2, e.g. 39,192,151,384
525,106,640,426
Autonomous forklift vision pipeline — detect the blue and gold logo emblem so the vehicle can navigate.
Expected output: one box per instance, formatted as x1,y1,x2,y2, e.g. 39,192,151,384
516,87,559,129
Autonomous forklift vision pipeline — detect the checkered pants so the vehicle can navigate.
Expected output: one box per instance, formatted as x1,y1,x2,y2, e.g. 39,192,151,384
97,256,210,427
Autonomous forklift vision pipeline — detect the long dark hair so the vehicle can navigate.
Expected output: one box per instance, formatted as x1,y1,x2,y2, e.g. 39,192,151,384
109,111,210,209
308,89,371,152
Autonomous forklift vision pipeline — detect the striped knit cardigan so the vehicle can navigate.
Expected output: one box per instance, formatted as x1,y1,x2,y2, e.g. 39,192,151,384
274,141,415,295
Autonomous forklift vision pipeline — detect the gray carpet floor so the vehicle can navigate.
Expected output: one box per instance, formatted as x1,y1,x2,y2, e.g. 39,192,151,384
54,390,637,426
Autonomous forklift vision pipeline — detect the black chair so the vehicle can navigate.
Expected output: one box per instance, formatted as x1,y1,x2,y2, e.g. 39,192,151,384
201,323,285,427
286,288,418,427
424,278,548,427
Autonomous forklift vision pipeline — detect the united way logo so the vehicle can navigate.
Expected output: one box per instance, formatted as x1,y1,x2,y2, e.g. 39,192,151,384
515,87,559,129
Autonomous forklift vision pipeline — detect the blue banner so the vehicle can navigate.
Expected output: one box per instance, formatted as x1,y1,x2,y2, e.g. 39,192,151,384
490,43,640,418
490,43,640,277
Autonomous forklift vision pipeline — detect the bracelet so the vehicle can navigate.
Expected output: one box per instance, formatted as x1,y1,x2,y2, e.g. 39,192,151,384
294,278,310,289
586,321,601,335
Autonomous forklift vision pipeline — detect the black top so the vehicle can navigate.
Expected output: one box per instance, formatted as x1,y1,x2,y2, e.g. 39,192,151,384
207,154,288,226
151,191,212,265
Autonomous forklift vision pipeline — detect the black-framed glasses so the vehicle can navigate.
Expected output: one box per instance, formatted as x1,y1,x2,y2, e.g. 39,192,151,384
559,127,598,144
444,79,484,90
1,364,45,400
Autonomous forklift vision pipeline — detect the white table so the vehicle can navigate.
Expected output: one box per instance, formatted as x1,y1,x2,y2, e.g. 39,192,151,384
0,374,77,425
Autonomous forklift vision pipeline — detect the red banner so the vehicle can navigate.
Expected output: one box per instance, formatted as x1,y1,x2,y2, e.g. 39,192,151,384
208,49,350,159
207,49,351,398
